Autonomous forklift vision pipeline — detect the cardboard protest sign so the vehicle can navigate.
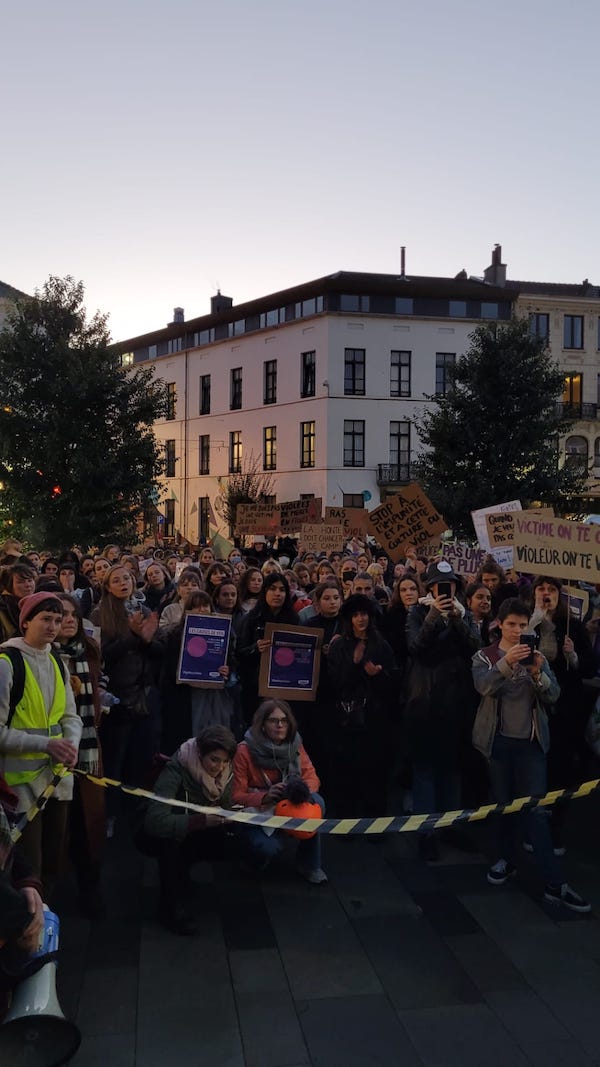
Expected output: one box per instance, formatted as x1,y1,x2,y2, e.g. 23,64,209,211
471,501,521,551
513,514,600,582
279,498,322,533
324,506,370,539
560,585,589,622
300,523,344,554
367,483,447,561
485,507,554,550
442,543,487,578
236,503,281,535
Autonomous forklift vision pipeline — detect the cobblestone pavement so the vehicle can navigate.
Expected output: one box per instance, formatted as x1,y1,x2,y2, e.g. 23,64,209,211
55,792,600,1066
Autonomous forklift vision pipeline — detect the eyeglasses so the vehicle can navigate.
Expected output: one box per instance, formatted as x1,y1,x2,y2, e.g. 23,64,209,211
266,717,288,726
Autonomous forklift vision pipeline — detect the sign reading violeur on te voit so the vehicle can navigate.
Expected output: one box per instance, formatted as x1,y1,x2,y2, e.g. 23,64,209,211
513,514,600,582
367,483,447,561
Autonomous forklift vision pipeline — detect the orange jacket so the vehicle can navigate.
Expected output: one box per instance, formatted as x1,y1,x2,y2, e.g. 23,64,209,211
232,742,320,808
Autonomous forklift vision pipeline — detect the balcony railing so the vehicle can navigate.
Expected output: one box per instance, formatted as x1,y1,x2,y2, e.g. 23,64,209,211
377,463,413,485
556,402,599,420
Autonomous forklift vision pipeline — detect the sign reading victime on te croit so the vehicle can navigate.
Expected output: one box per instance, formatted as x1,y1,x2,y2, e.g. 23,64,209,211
513,514,600,582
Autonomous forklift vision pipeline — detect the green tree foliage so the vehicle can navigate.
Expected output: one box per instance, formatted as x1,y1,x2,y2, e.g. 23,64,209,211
413,319,586,538
0,276,168,548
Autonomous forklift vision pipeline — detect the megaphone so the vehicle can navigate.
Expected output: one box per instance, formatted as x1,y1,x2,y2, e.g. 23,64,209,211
0,909,81,1066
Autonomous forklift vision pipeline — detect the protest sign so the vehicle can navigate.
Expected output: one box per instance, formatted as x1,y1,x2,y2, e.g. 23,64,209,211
300,523,344,554
442,543,487,578
513,514,600,582
471,501,521,551
485,507,555,550
367,483,447,561
324,506,370,539
279,498,322,533
177,613,231,688
560,585,589,622
236,503,281,535
259,623,323,702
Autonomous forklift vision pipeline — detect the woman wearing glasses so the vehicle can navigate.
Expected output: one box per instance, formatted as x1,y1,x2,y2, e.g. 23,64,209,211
232,699,327,883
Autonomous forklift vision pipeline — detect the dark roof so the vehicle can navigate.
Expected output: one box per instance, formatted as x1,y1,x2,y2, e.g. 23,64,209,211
506,279,600,298
0,280,28,300
113,269,517,351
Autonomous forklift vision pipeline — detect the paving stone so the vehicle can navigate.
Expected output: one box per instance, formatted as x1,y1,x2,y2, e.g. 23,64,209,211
484,988,571,1045
85,916,141,969
444,932,529,992
459,888,555,938
229,948,289,993
71,1032,135,1066
398,1003,531,1066
532,998,600,1060
76,966,138,1036
411,892,482,936
326,838,421,917
352,914,482,1010
520,1039,598,1066
236,989,310,1067
218,883,278,950
297,994,423,1066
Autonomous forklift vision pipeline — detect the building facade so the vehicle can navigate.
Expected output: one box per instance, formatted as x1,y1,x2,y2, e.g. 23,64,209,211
114,271,515,542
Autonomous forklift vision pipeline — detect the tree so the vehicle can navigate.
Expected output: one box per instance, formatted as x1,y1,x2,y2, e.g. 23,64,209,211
214,453,276,535
0,276,169,548
413,319,586,538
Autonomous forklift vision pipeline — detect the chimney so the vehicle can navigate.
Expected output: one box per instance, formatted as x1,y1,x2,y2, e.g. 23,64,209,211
483,244,506,287
172,307,184,324
400,246,406,277
211,290,233,315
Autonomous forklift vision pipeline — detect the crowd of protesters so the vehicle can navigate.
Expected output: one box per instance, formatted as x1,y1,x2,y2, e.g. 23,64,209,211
0,527,599,949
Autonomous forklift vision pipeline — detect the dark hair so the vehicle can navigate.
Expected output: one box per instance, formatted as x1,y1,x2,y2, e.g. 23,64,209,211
479,559,505,580
3,563,36,593
181,590,213,616
252,698,297,741
353,571,373,586
177,567,204,591
531,574,562,593
390,573,423,608
465,581,491,603
212,579,240,612
40,557,59,574
56,593,101,667
205,562,231,585
258,571,292,613
196,724,237,760
313,578,343,604
238,567,262,602
497,597,530,622
97,565,136,638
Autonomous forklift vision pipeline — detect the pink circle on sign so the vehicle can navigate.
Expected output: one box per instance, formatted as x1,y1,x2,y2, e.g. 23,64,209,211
274,647,294,667
187,636,208,658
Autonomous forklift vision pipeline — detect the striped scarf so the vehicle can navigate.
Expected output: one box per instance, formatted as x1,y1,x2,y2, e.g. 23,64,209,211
57,640,100,775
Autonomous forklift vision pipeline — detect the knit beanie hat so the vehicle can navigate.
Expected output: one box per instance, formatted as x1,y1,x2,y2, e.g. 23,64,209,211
18,592,63,631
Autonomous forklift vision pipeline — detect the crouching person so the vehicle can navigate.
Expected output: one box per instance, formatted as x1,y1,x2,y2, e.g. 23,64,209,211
232,700,327,884
472,597,590,913
142,726,237,935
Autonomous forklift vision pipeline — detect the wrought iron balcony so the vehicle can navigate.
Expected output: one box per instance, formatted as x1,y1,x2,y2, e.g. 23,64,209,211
376,463,413,486
556,402,599,420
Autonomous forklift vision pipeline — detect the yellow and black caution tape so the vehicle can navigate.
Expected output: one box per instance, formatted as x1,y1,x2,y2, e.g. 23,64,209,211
9,769,600,842
69,769,600,837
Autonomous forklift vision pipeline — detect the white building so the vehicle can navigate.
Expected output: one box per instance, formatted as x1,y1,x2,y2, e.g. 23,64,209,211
114,271,515,543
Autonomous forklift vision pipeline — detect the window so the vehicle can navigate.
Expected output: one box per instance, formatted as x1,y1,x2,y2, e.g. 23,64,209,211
301,351,315,397
481,303,499,320
165,439,176,478
594,438,600,469
563,373,582,413
198,497,210,541
229,431,242,473
340,294,370,312
230,367,242,410
435,352,456,395
564,315,584,349
530,313,549,340
264,359,277,404
166,382,176,420
390,351,411,397
263,426,277,470
199,435,210,475
200,374,211,415
395,297,413,314
300,493,315,500
565,435,588,472
165,500,175,538
344,419,365,467
449,301,467,317
344,348,365,395
119,351,134,367
300,421,315,468
390,420,410,480
343,493,364,507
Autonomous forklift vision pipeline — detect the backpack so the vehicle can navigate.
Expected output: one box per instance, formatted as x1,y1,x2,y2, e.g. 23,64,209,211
0,646,66,728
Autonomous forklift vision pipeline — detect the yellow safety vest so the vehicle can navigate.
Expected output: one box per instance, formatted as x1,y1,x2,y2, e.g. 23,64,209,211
0,654,66,787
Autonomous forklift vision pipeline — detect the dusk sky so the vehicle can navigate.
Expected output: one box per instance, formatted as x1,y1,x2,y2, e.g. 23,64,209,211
3,0,599,341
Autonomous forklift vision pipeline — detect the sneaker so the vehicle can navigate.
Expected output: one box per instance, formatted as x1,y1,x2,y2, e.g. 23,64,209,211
543,884,591,913
297,865,328,884
523,841,566,857
487,859,516,886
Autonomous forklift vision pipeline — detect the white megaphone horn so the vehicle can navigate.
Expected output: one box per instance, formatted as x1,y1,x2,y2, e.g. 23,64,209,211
0,908,81,1066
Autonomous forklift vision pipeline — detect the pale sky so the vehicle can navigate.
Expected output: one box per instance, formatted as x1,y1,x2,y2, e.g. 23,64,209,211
3,0,599,342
